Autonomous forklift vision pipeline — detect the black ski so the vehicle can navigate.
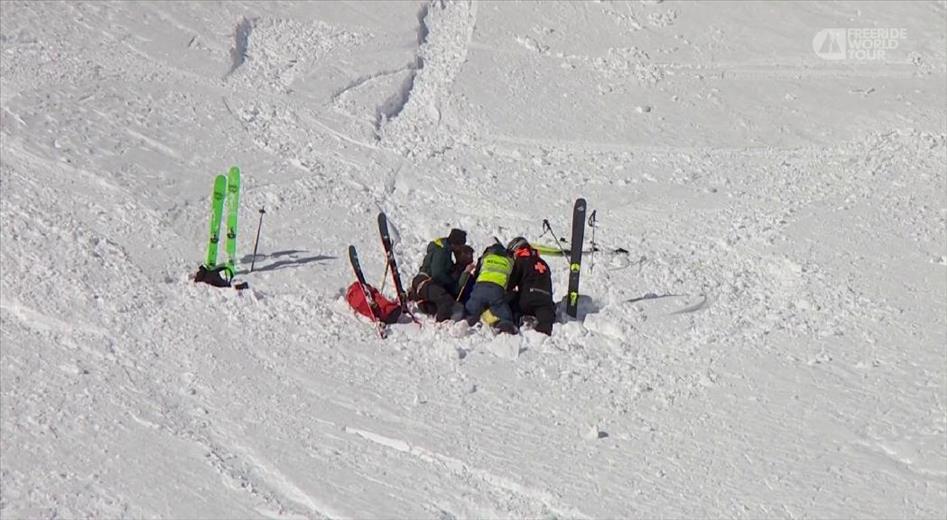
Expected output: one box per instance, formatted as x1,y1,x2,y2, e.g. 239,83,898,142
378,213,419,324
566,198,587,318
348,245,386,338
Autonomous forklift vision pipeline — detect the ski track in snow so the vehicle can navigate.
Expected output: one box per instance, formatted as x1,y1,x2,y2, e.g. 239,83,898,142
378,0,478,157
342,425,590,519
1,1,946,518
367,4,430,137
225,17,254,79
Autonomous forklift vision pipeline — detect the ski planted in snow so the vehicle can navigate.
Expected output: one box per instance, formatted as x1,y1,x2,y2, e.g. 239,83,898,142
348,245,387,339
566,198,587,318
223,166,241,277
377,213,408,303
203,174,228,269
377,212,419,323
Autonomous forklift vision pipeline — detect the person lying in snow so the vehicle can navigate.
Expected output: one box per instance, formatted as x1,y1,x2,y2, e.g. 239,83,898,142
451,245,476,304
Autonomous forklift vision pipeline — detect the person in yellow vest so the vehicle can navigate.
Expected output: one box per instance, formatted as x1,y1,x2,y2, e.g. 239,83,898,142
462,244,518,334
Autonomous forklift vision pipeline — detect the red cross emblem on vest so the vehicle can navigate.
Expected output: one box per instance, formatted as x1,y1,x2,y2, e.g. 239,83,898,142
534,262,547,274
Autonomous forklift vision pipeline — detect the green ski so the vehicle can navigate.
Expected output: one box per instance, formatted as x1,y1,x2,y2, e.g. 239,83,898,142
204,174,228,269
224,166,241,276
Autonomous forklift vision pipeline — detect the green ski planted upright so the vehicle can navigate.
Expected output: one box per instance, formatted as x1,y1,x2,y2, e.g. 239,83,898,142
204,174,228,269
224,166,241,275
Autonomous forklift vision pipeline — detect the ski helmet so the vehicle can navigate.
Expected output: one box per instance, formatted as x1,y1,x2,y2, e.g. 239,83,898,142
506,236,529,253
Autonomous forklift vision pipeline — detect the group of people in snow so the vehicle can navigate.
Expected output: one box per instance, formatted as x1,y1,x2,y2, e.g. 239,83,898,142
408,228,556,335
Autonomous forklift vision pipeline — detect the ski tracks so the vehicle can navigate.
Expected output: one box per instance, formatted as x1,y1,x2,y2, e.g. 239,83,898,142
105,290,353,519
378,0,478,158
224,17,254,79
226,16,367,92
342,425,590,519
125,392,329,520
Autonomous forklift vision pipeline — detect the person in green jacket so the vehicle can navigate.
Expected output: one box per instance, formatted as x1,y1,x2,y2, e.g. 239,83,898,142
409,228,468,321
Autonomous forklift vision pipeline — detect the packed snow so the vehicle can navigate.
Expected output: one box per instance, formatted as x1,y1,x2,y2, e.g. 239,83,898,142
1,1,945,518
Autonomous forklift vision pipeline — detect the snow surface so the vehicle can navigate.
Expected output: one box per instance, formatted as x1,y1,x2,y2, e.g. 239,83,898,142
1,1,946,518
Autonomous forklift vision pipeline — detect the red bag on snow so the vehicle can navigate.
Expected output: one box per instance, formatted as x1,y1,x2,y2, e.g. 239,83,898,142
346,282,402,324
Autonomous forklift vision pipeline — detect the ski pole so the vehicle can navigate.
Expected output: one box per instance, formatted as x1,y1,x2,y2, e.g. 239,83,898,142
588,210,597,272
541,219,570,260
249,208,266,273
379,261,390,292
455,271,470,302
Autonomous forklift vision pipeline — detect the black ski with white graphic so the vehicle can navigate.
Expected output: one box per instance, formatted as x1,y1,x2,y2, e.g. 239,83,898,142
378,212,419,324
566,198,587,318
348,245,386,338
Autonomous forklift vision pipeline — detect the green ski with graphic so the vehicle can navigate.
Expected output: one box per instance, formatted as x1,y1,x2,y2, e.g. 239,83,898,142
204,174,228,269
224,166,241,276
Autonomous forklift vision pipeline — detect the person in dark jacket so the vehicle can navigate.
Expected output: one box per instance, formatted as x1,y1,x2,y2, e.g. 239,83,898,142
409,228,467,321
506,237,555,335
463,244,517,334
451,245,476,304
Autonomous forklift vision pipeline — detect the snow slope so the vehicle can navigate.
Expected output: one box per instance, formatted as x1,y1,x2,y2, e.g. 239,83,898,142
1,1,945,518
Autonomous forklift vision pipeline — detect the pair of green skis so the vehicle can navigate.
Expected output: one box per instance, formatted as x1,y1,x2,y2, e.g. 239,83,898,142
203,167,241,278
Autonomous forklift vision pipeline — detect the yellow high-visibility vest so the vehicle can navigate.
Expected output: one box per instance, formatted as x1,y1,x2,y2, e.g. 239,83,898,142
476,253,512,288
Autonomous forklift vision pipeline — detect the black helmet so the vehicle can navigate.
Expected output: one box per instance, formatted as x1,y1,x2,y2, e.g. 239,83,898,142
506,236,529,253
447,228,467,246
486,243,507,256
